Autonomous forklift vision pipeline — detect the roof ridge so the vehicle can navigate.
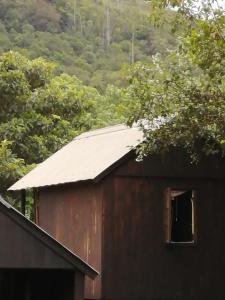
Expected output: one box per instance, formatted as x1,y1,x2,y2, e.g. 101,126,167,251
8,123,143,191
74,124,131,140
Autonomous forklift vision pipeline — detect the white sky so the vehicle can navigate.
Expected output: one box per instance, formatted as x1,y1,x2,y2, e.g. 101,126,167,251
197,0,225,9
171,0,225,14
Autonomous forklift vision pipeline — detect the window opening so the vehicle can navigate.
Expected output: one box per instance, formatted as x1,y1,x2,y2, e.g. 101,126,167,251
170,190,194,243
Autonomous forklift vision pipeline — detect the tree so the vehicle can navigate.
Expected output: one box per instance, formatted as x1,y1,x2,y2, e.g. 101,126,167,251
0,51,101,197
95,84,132,127
127,0,225,161
0,0,176,90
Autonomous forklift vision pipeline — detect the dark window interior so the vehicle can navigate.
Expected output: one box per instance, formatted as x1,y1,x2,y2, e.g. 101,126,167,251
171,190,194,242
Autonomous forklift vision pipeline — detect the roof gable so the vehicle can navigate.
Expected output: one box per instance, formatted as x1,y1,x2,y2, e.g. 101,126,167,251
0,196,98,278
9,124,143,190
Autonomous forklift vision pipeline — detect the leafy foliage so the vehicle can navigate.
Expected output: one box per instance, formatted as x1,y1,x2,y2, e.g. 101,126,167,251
128,0,225,161
95,84,132,127
0,51,102,197
0,140,27,191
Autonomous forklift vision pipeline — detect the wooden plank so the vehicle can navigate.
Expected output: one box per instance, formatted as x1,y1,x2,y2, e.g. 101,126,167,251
73,272,85,300
164,187,171,242
37,182,101,299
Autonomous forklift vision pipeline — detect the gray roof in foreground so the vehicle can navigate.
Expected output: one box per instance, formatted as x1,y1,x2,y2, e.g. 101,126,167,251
9,124,143,191
0,196,98,278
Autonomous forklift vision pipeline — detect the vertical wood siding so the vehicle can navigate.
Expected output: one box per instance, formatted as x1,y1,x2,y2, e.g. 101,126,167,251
102,173,225,300
36,183,102,300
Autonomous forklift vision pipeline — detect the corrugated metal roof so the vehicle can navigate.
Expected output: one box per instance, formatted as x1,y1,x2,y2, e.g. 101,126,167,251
9,124,143,190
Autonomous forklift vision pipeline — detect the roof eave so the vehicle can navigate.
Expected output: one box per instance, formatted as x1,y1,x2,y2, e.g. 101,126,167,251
8,150,137,191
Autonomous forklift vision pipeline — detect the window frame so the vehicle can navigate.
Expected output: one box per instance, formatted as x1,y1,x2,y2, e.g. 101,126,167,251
164,187,197,247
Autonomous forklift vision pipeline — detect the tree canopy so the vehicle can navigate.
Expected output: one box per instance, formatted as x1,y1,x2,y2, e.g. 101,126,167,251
0,51,102,194
0,0,176,91
127,0,225,161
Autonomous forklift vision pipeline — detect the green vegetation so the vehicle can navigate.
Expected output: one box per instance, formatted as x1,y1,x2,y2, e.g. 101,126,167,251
0,0,175,91
0,51,101,194
128,0,225,161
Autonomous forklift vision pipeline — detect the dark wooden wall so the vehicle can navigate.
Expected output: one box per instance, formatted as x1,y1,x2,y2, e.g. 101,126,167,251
101,153,225,300
36,151,225,300
36,182,102,300
114,151,225,179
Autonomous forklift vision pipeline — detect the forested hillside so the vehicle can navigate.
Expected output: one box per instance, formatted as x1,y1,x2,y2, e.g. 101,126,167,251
0,0,175,90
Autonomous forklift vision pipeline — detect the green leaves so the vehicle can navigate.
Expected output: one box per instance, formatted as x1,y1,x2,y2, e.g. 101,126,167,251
0,51,103,194
0,140,26,191
0,0,177,90
128,0,225,161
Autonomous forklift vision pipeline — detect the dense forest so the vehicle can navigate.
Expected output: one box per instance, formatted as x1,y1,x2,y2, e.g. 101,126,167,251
0,0,175,91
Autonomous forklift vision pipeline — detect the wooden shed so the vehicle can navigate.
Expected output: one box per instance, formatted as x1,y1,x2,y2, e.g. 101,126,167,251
0,196,97,300
9,124,225,300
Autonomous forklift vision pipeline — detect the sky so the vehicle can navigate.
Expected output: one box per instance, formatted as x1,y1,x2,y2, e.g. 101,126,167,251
171,0,225,14
197,0,225,9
